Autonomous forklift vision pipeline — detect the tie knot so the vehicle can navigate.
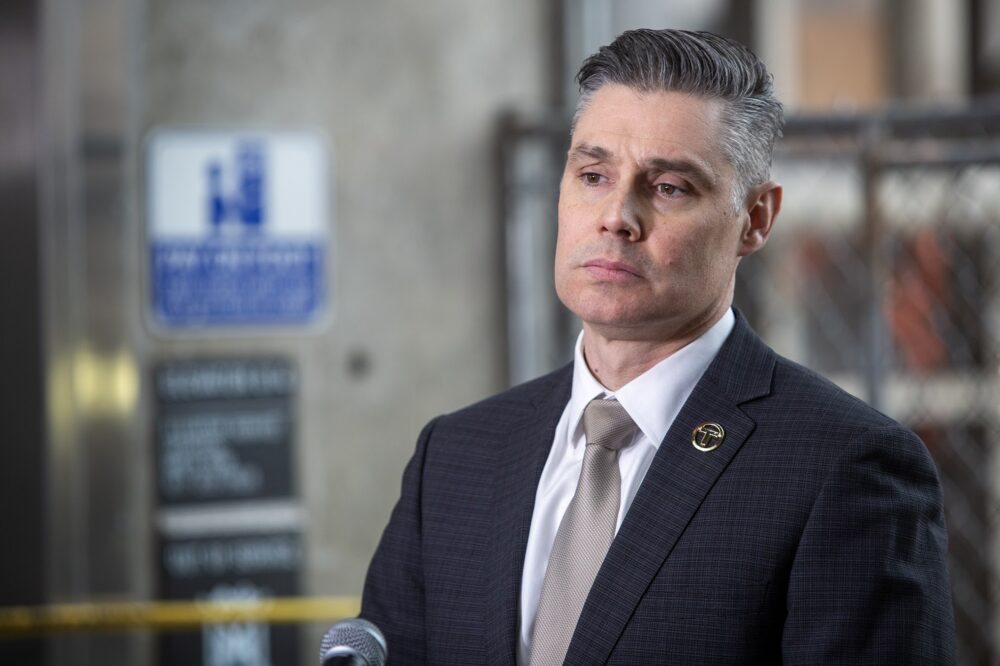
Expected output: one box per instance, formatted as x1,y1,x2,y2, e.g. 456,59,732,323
582,399,636,451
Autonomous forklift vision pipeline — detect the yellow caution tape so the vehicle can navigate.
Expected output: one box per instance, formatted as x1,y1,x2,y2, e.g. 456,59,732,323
0,596,360,636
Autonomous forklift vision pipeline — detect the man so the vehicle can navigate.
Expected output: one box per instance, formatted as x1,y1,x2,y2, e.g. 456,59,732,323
361,29,954,665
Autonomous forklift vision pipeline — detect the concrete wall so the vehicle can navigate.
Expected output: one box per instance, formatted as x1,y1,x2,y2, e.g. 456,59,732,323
37,2,548,663
142,0,547,601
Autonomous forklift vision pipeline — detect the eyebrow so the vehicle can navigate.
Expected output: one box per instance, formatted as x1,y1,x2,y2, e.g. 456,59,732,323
568,143,613,162
568,142,717,190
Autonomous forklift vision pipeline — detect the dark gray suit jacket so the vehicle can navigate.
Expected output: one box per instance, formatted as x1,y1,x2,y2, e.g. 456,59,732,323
362,312,955,664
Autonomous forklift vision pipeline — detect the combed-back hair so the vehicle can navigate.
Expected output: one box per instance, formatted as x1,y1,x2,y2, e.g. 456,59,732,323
575,29,783,206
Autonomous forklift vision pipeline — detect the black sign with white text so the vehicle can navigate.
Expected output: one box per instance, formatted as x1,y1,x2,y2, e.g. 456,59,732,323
154,359,296,505
157,532,302,666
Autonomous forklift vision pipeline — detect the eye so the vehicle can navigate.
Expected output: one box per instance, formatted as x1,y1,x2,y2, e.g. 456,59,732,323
655,182,687,197
582,172,604,185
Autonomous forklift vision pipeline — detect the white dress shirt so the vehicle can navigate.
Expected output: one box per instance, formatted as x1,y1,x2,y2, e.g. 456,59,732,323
516,308,735,664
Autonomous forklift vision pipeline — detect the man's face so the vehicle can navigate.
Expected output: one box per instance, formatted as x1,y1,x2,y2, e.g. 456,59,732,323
554,84,765,342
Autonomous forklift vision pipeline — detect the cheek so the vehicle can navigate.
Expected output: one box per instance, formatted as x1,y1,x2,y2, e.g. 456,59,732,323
553,223,575,289
554,219,569,265
650,226,734,286
696,209,744,257
555,204,583,260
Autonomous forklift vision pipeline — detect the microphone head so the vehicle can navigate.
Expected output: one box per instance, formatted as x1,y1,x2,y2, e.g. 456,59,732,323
319,617,387,666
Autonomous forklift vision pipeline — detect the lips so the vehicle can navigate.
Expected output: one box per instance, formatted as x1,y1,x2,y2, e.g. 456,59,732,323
582,258,642,281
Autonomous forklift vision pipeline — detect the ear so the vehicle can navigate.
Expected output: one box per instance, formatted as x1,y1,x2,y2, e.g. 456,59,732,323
737,181,782,257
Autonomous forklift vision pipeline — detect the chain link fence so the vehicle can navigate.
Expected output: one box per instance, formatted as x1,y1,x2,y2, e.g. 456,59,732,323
502,102,1000,664
749,106,1000,665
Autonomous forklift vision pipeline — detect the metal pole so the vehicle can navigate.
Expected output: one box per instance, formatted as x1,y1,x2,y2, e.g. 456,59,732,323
861,118,886,410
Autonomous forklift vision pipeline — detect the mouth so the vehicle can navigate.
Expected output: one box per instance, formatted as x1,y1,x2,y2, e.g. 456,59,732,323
582,258,642,281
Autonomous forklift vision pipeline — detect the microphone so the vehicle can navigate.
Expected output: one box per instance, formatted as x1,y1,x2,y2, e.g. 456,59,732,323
319,617,387,666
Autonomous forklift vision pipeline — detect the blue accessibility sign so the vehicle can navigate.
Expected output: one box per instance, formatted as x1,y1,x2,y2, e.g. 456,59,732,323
147,130,330,329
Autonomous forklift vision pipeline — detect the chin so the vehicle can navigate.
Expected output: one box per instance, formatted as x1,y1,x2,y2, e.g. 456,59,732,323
565,300,653,332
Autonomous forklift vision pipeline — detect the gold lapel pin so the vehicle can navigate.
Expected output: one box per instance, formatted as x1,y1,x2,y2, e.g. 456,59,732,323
691,422,725,452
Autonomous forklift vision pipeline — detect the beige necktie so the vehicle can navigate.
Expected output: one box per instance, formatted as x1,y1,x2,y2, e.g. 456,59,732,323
529,398,637,666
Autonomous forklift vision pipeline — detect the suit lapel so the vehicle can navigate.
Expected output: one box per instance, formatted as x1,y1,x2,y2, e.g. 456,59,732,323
485,366,572,666
565,313,776,664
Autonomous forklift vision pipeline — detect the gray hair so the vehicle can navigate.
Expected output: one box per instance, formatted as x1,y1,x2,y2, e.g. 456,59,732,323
575,29,783,207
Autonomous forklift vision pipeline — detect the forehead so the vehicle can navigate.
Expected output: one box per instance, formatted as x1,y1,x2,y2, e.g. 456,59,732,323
570,84,730,175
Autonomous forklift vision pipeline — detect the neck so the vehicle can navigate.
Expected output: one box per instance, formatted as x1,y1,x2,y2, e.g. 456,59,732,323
581,308,728,391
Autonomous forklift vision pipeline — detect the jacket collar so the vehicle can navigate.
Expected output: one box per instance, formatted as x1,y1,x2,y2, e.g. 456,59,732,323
484,364,573,666
566,309,776,663
485,310,775,665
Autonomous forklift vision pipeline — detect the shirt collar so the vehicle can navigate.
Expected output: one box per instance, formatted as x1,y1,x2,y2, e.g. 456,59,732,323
567,308,735,450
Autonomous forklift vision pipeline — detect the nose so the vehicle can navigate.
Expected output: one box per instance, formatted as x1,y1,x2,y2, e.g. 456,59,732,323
599,184,641,241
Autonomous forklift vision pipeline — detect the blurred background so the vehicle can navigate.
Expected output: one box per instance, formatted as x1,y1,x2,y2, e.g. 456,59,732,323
2,0,999,663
